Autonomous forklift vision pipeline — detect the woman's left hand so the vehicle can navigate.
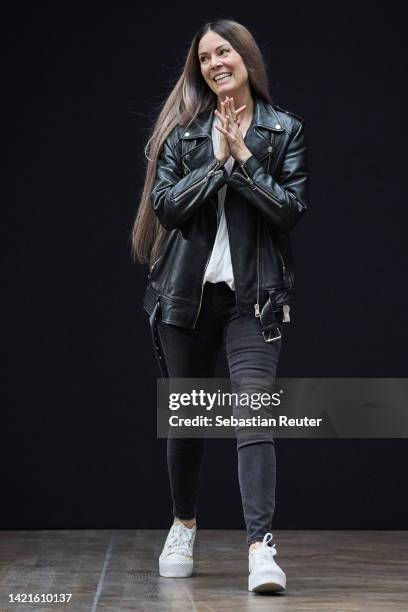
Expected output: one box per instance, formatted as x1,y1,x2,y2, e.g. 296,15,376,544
214,96,252,164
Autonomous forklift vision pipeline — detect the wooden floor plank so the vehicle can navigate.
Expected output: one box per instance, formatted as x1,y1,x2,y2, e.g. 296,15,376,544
0,530,407,611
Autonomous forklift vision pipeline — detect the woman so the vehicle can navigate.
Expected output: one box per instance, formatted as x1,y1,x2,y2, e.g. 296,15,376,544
131,19,309,593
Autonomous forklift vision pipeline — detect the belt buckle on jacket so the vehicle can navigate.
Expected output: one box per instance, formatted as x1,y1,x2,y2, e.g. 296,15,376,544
262,327,282,343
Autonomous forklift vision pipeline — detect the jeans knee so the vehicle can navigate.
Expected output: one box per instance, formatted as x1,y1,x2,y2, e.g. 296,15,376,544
236,435,275,451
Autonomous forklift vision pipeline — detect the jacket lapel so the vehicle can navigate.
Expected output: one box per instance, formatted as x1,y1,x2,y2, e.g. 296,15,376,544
245,96,285,158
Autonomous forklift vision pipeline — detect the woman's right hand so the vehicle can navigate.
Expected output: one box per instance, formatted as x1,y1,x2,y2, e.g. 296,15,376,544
214,97,246,164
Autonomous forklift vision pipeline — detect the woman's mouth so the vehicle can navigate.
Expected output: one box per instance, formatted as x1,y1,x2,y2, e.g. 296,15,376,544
213,72,232,84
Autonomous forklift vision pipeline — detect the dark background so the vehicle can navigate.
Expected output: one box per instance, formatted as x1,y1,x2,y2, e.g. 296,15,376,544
2,2,407,529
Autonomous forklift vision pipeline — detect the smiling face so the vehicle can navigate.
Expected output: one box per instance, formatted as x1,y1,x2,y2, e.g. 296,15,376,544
198,30,249,98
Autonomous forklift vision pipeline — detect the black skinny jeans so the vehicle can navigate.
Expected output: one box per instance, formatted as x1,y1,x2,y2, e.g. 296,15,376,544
156,281,284,545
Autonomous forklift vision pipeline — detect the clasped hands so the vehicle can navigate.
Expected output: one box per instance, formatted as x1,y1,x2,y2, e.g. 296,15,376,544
214,96,252,165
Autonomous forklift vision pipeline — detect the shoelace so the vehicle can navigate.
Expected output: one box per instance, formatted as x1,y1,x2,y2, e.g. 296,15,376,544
166,523,195,555
252,532,278,565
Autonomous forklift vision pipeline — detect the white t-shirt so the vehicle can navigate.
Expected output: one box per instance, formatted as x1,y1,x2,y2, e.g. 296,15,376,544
202,116,237,289
203,114,290,322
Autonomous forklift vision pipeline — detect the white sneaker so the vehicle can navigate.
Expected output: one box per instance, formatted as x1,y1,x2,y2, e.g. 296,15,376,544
159,519,197,578
248,533,286,592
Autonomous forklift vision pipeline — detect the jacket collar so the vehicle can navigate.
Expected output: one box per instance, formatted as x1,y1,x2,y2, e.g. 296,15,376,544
180,95,285,141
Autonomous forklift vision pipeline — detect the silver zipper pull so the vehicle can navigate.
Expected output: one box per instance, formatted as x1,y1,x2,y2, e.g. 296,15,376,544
254,303,260,317
207,160,222,177
241,163,254,184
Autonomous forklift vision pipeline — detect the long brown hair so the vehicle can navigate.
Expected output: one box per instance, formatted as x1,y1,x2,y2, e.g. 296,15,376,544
130,19,272,268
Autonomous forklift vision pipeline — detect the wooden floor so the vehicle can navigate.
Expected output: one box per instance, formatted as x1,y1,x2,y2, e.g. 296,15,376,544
0,530,407,611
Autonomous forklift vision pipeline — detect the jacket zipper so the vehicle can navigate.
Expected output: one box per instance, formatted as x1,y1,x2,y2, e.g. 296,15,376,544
267,149,272,174
182,158,190,174
173,160,222,202
240,163,283,208
149,255,162,277
147,255,161,278
254,218,261,318
277,249,287,279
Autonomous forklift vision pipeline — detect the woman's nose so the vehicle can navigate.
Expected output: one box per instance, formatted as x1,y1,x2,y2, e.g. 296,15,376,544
210,57,222,69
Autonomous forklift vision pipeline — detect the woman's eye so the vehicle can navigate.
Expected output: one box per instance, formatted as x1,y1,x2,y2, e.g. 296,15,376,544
200,48,230,62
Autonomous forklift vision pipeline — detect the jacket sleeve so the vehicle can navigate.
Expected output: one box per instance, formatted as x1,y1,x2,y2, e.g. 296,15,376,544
151,129,229,230
227,120,309,232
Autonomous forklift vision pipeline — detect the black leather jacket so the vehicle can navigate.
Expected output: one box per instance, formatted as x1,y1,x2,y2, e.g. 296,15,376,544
142,94,309,355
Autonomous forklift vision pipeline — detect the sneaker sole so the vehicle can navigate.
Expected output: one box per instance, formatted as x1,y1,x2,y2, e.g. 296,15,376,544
159,558,193,578
249,570,286,593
